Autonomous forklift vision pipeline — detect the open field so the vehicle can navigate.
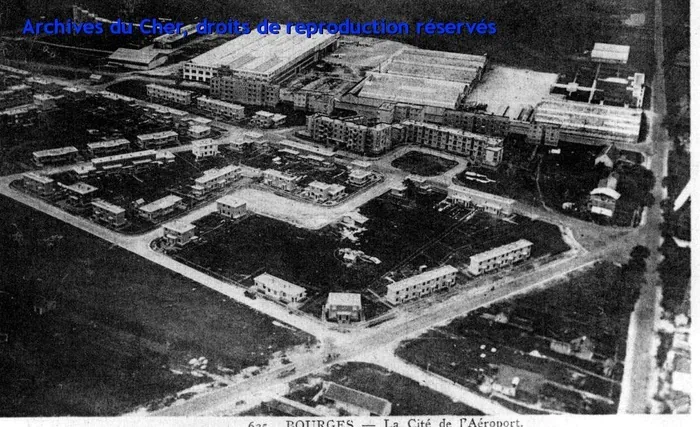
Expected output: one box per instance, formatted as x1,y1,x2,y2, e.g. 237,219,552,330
391,151,459,176
0,195,312,416
174,190,568,318
280,362,484,416
396,259,646,414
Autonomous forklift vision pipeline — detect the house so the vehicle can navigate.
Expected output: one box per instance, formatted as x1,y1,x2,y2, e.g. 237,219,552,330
217,195,247,218
468,240,533,276
22,172,55,196
589,173,621,218
262,169,298,191
138,195,183,221
191,138,219,160
162,221,196,246
59,182,98,207
386,265,458,305
347,169,373,186
188,124,212,139
91,199,127,227
321,382,392,416
254,273,306,304
306,181,346,202
324,293,364,323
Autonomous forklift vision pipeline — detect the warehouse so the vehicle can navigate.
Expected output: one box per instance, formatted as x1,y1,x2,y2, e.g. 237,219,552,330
253,273,306,304
590,43,630,65
196,96,245,120
138,194,183,222
386,265,458,305
182,29,339,83
87,138,131,157
136,130,179,149
33,146,79,166
91,199,127,228
447,184,515,216
108,48,169,70
146,83,193,105
529,100,643,146
468,239,533,276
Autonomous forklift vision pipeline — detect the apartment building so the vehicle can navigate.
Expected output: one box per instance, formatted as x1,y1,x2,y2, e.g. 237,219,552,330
447,184,516,216
262,169,298,191
87,138,131,157
216,195,247,219
0,104,39,127
136,130,179,148
146,83,193,105
191,165,241,198
306,114,393,155
91,199,127,227
306,181,346,202
191,138,219,160
347,169,374,186
196,96,245,120
32,146,79,166
162,221,197,246
22,172,55,196
251,110,286,128
386,265,458,305
210,73,281,107
138,194,183,222
402,121,504,167
58,182,98,207
90,150,159,175
467,239,533,276
253,273,306,304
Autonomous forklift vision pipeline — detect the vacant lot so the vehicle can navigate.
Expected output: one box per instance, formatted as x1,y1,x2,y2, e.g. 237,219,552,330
0,196,311,416
391,151,459,176
283,362,484,416
397,260,645,414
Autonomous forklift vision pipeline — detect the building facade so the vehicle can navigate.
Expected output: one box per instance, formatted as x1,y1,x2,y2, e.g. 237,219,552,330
91,199,127,227
468,239,533,276
162,221,196,246
191,165,241,198
22,172,55,196
33,146,79,166
87,138,131,157
217,195,247,218
138,194,183,221
386,265,458,305
146,84,193,105
262,169,298,191
253,273,306,304
306,181,346,202
191,138,219,160
447,184,516,216
323,293,364,323
196,96,245,120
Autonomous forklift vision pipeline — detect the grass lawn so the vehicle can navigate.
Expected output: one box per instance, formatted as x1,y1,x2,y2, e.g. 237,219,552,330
0,195,312,416
284,362,484,416
391,151,459,176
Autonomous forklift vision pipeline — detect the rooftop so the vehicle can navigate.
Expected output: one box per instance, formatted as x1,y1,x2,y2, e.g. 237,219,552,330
22,172,54,184
358,72,467,109
254,273,305,294
470,239,533,263
322,382,391,416
192,138,216,147
533,100,642,139
326,292,362,307
139,194,182,213
137,130,179,140
60,181,98,195
109,48,168,65
92,150,157,165
591,43,630,64
163,221,196,234
87,138,130,150
217,194,246,208
448,184,516,206
91,199,125,215
387,265,459,293
33,146,78,158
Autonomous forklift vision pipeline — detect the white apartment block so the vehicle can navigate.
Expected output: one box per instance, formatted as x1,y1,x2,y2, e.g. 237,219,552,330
91,199,127,227
22,172,55,196
136,131,179,148
262,169,298,191
468,239,533,276
146,83,193,105
196,96,245,120
162,221,196,246
191,138,219,160
386,265,458,305
191,165,240,197
138,194,183,221
254,273,306,304
188,124,211,139
216,195,246,218
87,138,131,157
307,181,346,202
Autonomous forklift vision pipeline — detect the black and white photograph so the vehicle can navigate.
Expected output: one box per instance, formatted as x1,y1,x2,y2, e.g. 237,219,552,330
0,0,694,423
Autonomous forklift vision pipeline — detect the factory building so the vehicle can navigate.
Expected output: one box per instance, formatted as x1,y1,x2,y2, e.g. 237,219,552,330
216,195,247,219
22,172,55,196
591,43,630,65
402,121,504,167
525,100,642,146
146,84,193,105
323,293,364,323
32,146,79,166
447,185,515,216
262,169,298,191
386,265,459,305
182,28,339,83
136,130,179,149
589,173,621,218
91,199,127,228
468,239,533,276
190,165,241,198
138,195,183,222
253,273,306,304
162,221,197,246
191,138,219,160
196,96,245,120
108,48,169,70
87,138,131,157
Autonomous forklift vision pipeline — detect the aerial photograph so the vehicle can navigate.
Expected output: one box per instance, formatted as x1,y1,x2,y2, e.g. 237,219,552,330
0,0,693,421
